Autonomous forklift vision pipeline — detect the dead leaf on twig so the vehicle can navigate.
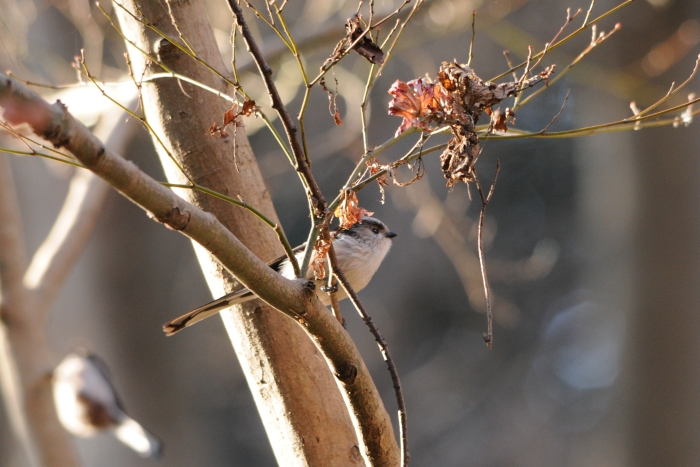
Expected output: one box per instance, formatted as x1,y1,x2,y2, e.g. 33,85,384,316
311,236,332,279
334,190,373,231
320,76,343,126
207,98,257,139
345,15,384,65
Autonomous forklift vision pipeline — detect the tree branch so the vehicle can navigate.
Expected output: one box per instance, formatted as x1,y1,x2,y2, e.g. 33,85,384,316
1,70,399,467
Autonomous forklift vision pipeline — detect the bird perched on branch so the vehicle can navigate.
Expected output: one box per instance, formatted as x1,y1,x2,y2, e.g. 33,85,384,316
163,216,397,336
52,351,162,458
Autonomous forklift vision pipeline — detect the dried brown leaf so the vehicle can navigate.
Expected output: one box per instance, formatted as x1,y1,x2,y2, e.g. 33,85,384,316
334,190,373,231
346,15,385,65
223,109,236,127
241,98,256,116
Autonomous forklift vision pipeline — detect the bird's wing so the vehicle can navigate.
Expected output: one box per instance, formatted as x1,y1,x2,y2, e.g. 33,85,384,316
163,244,306,336
267,243,306,272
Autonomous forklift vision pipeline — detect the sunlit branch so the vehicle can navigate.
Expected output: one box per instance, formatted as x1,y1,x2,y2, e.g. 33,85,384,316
165,182,300,278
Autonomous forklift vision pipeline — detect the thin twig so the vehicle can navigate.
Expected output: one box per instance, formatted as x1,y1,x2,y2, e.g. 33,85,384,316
539,89,570,134
582,0,597,26
514,23,620,110
636,54,700,118
310,0,414,86
0,120,79,164
468,11,476,67
502,50,518,80
165,0,196,54
372,0,423,82
226,0,329,280
474,162,500,348
528,7,582,73
78,49,194,183
0,147,82,166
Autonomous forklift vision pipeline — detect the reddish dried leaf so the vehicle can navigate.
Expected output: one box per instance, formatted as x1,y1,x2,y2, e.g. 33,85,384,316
241,98,256,116
388,78,439,136
333,110,343,126
222,109,236,127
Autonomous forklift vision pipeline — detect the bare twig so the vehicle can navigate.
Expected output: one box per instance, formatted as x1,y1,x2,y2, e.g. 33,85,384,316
310,0,414,86
165,0,196,54
474,162,500,348
514,23,621,110
528,7,582,73
502,50,518,80
468,11,476,67
539,90,571,134
372,0,423,82
583,0,597,26
636,54,700,118
78,50,193,183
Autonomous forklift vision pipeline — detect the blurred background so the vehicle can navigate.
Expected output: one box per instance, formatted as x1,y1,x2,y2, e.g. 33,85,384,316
1,0,699,465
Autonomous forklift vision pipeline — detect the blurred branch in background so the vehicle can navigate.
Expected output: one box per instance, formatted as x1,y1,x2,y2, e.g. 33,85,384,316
0,98,136,466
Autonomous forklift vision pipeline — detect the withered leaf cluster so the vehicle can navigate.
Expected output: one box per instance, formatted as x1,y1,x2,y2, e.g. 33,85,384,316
334,190,373,231
208,98,256,139
389,62,554,186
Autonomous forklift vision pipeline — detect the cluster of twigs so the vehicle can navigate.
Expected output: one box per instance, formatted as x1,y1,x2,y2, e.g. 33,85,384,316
2,0,700,465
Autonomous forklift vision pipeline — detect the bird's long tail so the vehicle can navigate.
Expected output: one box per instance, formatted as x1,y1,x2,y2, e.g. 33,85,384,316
163,290,253,336
114,416,162,458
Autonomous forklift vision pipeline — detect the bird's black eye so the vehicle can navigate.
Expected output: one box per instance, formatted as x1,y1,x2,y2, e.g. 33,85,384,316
372,228,380,234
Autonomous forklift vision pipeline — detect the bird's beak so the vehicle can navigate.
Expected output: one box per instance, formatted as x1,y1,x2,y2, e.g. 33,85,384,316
385,231,397,239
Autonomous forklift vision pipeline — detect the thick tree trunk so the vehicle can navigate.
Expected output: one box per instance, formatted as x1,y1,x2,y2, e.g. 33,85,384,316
114,2,365,465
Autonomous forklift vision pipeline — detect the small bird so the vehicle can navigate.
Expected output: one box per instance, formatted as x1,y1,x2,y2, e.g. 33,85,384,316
52,352,163,459
164,216,397,336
